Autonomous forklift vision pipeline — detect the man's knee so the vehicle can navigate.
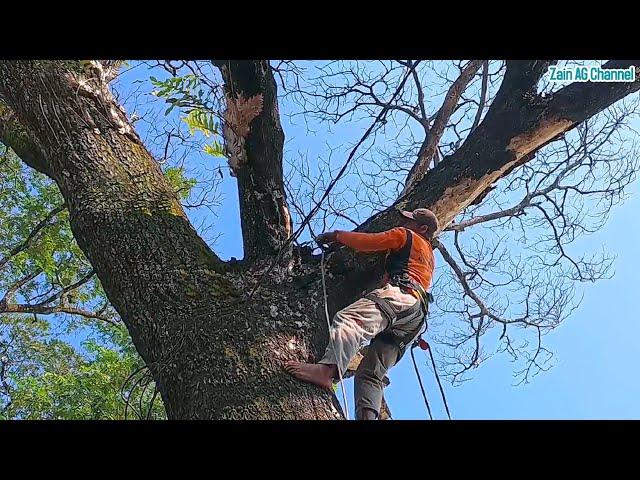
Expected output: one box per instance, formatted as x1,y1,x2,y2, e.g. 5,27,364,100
355,339,399,381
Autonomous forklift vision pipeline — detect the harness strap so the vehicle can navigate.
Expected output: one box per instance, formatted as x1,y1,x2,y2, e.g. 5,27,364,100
388,275,432,316
365,293,399,327
366,289,431,360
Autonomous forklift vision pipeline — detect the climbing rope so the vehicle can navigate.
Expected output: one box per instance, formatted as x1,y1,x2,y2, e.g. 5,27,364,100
320,247,350,420
427,341,452,420
410,345,433,420
411,336,452,420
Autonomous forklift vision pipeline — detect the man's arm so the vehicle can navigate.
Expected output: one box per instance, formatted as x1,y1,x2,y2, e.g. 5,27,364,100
333,228,407,253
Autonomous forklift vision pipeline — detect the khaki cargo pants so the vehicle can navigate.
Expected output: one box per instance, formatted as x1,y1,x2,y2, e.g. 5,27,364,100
318,283,424,420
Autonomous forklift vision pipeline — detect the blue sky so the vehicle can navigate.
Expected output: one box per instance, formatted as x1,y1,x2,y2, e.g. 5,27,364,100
111,61,640,420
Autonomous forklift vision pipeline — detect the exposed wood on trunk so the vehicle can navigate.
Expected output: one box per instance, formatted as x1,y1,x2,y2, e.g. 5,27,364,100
378,60,639,232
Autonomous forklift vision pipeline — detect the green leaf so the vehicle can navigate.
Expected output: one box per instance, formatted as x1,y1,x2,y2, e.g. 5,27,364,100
163,167,197,200
204,142,225,158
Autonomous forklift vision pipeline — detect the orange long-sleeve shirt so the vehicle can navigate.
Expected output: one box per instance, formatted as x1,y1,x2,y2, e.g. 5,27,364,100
336,227,435,293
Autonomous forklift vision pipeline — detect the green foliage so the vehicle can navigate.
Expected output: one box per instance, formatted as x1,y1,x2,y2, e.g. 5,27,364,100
150,74,202,114
203,141,225,158
163,166,197,200
150,74,226,160
0,316,165,420
0,145,168,419
0,148,81,284
183,108,218,138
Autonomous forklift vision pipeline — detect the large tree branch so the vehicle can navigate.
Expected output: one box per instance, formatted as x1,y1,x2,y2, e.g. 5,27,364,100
0,100,52,176
213,60,292,261
322,60,640,376
402,60,484,195
360,60,639,234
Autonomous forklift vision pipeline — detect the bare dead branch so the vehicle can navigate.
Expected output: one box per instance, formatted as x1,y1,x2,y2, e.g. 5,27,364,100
402,60,484,195
470,60,489,133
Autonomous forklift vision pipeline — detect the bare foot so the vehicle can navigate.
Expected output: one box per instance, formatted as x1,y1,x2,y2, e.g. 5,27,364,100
284,361,336,391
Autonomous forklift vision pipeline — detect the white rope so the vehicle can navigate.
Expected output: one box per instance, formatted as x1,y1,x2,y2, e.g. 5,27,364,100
320,248,350,420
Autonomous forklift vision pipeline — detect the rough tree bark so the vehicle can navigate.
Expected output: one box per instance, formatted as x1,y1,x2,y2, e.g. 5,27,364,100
0,59,638,419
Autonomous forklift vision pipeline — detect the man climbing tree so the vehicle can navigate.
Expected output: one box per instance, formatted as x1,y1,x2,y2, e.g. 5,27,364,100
0,60,639,419
285,208,437,420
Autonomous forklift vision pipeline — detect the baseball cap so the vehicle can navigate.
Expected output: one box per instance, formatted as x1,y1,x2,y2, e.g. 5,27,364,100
400,208,439,231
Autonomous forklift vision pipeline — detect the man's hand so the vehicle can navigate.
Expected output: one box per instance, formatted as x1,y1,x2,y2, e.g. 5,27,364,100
315,231,339,247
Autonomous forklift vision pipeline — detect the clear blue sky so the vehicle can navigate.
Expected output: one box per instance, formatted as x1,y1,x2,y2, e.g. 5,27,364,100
111,61,640,420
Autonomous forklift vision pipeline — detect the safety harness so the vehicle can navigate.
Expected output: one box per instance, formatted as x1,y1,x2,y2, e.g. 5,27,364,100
364,229,434,360
365,284,432,359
